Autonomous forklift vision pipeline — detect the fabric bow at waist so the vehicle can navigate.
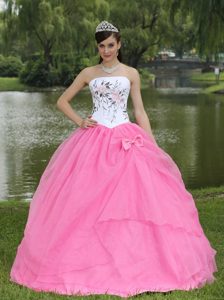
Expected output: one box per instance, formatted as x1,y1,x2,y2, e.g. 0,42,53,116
122,134,144,150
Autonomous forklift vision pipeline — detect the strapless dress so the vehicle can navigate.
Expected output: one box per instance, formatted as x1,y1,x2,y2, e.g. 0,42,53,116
10,76,217,298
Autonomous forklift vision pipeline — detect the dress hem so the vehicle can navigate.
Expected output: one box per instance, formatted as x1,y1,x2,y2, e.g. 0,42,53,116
10,266,217,299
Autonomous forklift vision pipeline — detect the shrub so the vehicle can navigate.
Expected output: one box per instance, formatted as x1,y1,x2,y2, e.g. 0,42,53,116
0,55,23,77
58,63,75,87
19,59,61,87
19,54,97,87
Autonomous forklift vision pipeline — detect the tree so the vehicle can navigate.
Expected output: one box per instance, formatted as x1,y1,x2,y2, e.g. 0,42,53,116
170,0,224,57
0,1,21,56
109,0,166,67
163,10,196,58
15,0,65,69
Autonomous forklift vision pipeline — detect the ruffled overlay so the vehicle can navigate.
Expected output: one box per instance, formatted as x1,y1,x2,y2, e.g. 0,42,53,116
10,122,217,297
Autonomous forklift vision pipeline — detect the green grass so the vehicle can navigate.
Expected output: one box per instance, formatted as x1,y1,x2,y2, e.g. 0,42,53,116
191,72,224,82
0,77,65,92
203,83,224,94
0,185,223,300
191,72,224,94
0,77,29,91
0,74,155,92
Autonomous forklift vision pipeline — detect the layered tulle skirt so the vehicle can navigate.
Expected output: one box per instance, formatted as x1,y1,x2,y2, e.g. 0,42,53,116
10,121,217,297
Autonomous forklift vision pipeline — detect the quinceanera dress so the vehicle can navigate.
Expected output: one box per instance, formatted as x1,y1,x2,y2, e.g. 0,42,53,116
10,76,217,297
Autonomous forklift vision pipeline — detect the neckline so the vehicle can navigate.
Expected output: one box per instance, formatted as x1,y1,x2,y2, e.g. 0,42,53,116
88,76,131,86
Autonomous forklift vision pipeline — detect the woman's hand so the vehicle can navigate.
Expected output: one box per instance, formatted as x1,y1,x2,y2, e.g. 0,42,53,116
80,115,98,128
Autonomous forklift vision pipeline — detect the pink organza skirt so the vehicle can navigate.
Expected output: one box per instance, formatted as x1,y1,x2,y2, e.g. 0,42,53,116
10,121,217,297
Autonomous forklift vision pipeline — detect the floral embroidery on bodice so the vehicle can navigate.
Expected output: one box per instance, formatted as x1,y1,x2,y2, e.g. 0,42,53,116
89,76,130,128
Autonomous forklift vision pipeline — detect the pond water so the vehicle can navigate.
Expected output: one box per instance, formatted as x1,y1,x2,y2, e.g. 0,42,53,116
0,70,224,201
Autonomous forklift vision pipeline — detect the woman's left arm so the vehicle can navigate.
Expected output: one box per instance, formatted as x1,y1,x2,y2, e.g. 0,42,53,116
130,68,157,143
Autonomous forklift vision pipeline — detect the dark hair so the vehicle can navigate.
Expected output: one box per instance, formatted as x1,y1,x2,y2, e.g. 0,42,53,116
95,31,122,63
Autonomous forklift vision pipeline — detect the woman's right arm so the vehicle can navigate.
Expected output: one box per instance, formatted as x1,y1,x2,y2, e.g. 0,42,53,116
56,68,97,128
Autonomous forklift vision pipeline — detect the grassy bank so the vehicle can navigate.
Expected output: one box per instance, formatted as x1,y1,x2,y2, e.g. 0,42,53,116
0,77,65,92
191,72,224,94
0,77,29,91
203,83,224,94
0,185,223,300
0,71,155,92
191,72,224,82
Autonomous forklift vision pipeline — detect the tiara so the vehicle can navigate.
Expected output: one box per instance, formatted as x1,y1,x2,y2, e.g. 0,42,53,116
95,20,119,33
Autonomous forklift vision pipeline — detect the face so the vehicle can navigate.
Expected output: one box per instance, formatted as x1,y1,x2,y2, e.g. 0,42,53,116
97,35,121,63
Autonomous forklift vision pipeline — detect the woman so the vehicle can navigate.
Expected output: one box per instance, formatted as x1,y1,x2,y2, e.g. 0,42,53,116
10,20,217,298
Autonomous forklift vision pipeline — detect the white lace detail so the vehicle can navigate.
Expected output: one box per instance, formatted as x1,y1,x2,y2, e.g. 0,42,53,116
89,76,130,128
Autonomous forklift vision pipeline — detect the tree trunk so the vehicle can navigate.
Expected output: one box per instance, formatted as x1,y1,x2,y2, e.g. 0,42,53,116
128,47,148,68
176,48,184,59
43,42,53,70
128,55,141,68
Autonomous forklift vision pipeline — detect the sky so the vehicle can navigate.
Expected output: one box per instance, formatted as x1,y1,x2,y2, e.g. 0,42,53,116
0,0,5,11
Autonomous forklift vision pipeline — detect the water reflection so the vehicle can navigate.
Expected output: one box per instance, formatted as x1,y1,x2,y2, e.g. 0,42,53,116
0,83,224,201
153,69,211,94
155,72,189,89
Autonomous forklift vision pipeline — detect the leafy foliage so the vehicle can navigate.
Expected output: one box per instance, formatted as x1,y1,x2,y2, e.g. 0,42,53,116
19,55,94,87
170,0,224,57
0,55,23,77
19,58,57,87
110,0,166,66
1,0,224,86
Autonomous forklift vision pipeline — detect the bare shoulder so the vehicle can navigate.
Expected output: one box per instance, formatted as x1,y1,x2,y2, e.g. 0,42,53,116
120,64,139,80
78,66,95,84
121,64,140,85
130,67,140,82
77,66,99,84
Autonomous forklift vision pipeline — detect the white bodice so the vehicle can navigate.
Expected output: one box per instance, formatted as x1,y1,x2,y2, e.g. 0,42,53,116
89,76,130,128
